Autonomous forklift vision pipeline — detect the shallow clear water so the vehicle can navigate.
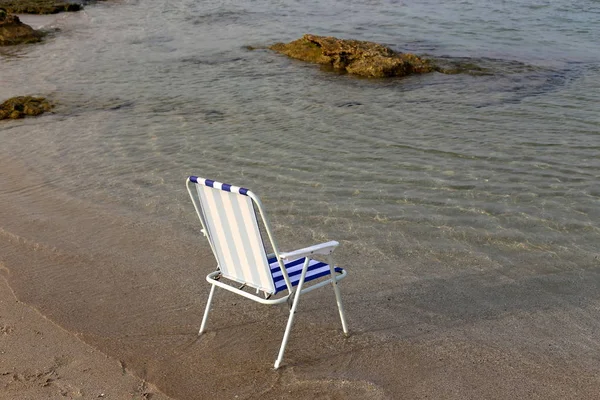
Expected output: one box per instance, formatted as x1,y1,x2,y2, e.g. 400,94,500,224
1,0,600,397
2,0,598,263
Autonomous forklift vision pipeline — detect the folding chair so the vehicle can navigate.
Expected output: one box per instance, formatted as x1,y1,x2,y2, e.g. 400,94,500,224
186,176,349,369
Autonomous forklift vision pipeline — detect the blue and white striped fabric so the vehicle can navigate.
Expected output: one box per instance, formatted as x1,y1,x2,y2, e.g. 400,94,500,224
191,176,276,294
268,256,343,294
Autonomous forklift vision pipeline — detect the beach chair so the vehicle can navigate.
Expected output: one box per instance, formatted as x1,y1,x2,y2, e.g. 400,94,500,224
186,176,349,369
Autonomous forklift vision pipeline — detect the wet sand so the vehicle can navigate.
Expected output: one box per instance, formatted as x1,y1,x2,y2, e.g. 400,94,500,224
2,155,600,399
0,276,170,399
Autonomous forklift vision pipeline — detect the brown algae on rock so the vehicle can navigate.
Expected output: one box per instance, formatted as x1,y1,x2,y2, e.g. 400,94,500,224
0,10,44,45
0,96,53,120
269,34,489,78
270,34,437,78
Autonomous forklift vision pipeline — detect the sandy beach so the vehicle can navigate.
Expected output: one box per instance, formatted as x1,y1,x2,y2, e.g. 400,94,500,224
0,276,171,399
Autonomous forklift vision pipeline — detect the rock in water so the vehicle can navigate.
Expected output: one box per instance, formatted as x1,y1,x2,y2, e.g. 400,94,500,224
270,34,436,78
0,96,53,120
0,1,82,14
0,11,44,45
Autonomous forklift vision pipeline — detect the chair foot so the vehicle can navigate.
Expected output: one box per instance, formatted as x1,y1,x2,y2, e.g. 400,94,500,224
328,257,349,335
274,259,309,371
198,285,217,336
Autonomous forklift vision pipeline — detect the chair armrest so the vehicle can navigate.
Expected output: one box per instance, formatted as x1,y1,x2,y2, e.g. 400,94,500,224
279,241,339,261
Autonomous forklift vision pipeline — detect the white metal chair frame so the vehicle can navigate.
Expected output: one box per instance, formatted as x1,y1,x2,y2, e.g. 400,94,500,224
186,176,349,369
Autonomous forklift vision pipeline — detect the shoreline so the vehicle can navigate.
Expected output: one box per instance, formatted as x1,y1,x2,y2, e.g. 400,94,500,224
2,156,600,399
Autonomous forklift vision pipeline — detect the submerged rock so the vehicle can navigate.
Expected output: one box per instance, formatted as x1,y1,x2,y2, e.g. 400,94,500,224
0,1,82,14
0,11,44,45
270,34,437,78
0,96,53,120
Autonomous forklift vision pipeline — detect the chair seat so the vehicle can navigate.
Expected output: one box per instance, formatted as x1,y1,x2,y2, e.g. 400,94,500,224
268,256,343,294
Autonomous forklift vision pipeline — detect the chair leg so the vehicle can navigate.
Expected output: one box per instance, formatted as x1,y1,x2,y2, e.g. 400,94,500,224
328,255,349,336
274,259,309,369
199,284,216,335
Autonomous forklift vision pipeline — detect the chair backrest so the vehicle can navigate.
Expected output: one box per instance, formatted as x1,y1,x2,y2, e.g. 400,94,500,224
186,176,278,294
